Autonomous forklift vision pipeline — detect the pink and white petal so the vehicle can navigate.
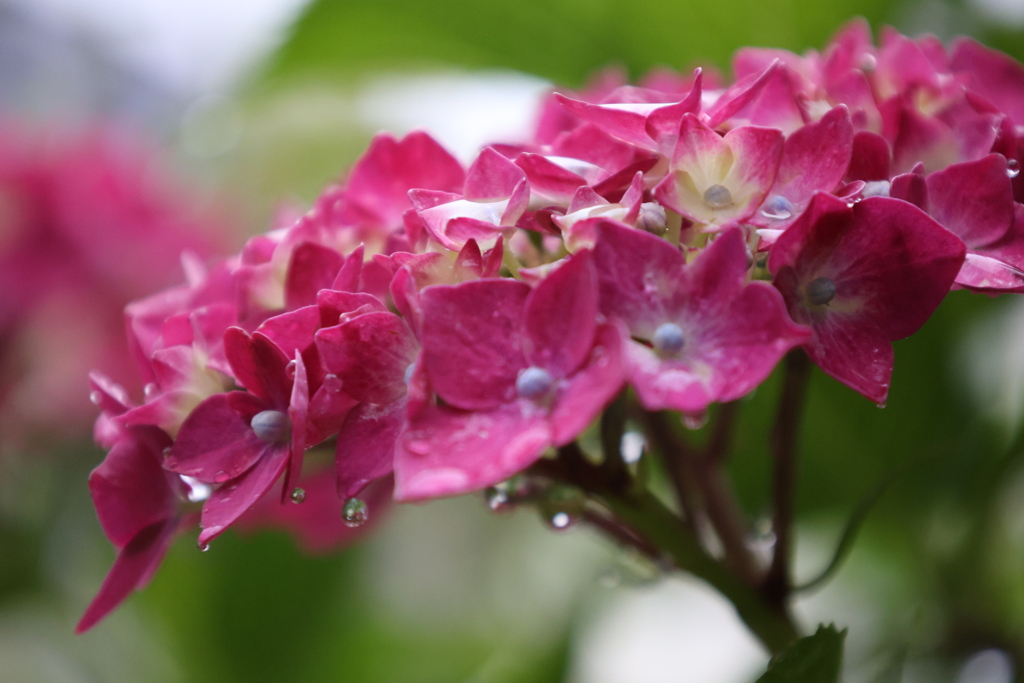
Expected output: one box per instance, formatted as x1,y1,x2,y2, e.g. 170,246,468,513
420,279,530,411
394,402,551,501
515,153,591,205
164,392,271,483
672,227,750,318
75,519,177,634
197,446,289,546
719,125,785,221
956,252,1024,292
524,250,598,377
335,400,405,499
549,322,627,444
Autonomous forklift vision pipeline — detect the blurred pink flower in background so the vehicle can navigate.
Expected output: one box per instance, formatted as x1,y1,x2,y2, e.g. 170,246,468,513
0,123,231,449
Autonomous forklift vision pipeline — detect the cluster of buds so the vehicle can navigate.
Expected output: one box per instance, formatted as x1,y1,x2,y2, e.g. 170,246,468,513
80,21,1024,633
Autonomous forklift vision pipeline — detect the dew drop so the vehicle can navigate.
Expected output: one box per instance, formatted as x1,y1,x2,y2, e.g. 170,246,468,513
760,195,793,220
342,497,369,527
404,363,416,385
651,322,686,358
861,180,891,198
1008,158,1020,179
806,276,837,306
89,391,102,406
549,511,575,529
162,447,172,457
198,541,210,552
683,412,708,430
484,486,512,512
251,410,291,444
285,359,297,380
539,485,585,531
144,383,159,399
516,366,555,400
322,374,343,393
859,53,877,72
703,184,733,210
290,487,306,504
620,431,646,464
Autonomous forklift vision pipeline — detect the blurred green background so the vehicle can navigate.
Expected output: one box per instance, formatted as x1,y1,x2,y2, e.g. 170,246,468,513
5,0,1024,681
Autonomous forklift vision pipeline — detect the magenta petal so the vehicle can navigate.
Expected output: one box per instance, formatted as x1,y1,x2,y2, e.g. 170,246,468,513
346,131,465,226
524,251,598,377
223,328,291,407
316,311,418,404
549,322,626,444
464,147,526,200
198,446,289,546
75,519,177,634
420,279,530,411
770,106,853,208
951,38,1024,125
515,153,591,204
317,290,387,326
847,131,891,182
90,429,176,549
257,306,321,358
593,219,686,337
335,400,405,499
394,402,551,501
925,154,1015,248
284,242,344,310
803,314,894,405
164,392,271,483
282,352,309,502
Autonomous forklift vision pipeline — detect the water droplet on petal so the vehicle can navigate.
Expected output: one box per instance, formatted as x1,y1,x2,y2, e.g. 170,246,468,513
290,487,306,504
1008,158,1020,178
144,383,159,399
549,511,574,529
285,360,297,380
162,447,172,457
251,410,291,444
516,366,555,401
181,475,212,503
89,391,102,406
651,322,686,358
198,540,210,552
703,184,733,210
806,276,837,306
342,497,369,527
404,363,416,385
683,412,708,430
760,195,793,220
861,180,891,198
322,374,342,393
859,53,877,72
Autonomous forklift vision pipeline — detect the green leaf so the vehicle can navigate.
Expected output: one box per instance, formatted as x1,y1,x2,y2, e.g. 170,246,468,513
756,625,846,683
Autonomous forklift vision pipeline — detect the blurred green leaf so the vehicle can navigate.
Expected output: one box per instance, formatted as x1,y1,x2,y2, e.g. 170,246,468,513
264,0,894,87
756,625,846,683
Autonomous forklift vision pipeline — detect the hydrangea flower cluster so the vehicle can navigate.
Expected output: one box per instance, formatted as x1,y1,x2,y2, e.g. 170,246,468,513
80,21,1024,639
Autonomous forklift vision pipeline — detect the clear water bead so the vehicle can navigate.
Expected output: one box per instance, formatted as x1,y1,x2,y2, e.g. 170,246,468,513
651,322,685,357
290,487,306,504
760,195,794,220
251,410,291,444
683,412,708,430
404,363,416,385
861,180,891,198
1008,159,1020,179
144,383,159,399
285,360,297,380
703,184,733,210
549,512,574,529
342,497,369,527
806,276,837,306
89,391,102,406
516,366,555,400
484,486,512,512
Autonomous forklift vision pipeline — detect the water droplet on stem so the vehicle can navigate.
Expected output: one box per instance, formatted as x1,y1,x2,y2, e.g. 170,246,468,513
342,497,369,527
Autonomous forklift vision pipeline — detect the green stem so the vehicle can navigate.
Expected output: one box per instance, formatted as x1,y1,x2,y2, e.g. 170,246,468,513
600,488,800,654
